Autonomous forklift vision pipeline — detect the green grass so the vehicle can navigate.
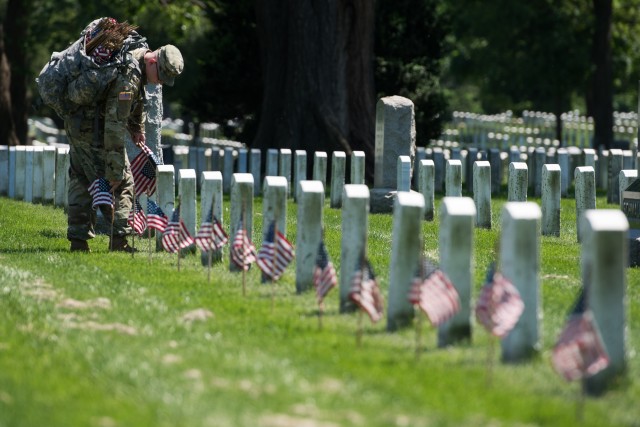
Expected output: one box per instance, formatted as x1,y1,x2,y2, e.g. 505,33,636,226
0,193,638,427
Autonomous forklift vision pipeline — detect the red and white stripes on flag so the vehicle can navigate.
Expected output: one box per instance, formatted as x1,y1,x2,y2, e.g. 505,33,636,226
313,240,337,304
195,212,228,252
230,223,257,271
256,222,295,280
127,198,146,235
408,269,460,327
130,144,161,196
146,199,168,232
551,290,609,382
475,271,525,338
161,207,195,253
349,259,384,323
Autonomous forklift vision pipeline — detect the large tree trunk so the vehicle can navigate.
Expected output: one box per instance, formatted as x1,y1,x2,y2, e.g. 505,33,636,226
0,23,19,146
5,0,32,145
590,0,613,149
253,0,375,181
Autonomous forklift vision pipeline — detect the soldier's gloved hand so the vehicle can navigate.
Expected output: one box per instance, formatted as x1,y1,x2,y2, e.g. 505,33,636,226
131,131,146,148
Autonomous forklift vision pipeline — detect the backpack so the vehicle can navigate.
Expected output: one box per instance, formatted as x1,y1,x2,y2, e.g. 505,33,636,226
36,18,148,120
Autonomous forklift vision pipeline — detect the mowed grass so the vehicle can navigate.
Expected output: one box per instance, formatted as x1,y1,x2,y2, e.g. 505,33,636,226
0,192,638,427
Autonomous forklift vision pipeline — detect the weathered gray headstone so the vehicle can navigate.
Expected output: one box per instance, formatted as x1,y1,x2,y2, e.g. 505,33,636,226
619,170,638,207
445,159,462,197
0,146,8,196
541,164,561,237
371,96,416,213
508,162,528,202
433,148,445,194
387,192,425,331
279,148,292,191
397,155,412,192
250,148,261,196
156,165,175,249
223,147,235,194
350,151,365,185
575,166,596,242
31,147,44,204
178,169,197,238
438,197,476,346
313,152,328,188
419,159,435,221
608,149,624,204
24,147,34,203
237,148,248,173
534,147,546,197
200,171,224,264
262,176,288,235
330,151,346,208
466,147,478,193
293,150,307,202
296,180,324,293
598,149,609,191
581,210,628,396
340,185,370,312
8,146,16,198
488,148,502,194
557,148,569,197
266,149,279,177
413,146,426,189
473,161,491,229
621,179,640,266
500,202,541,362
229,173,255,270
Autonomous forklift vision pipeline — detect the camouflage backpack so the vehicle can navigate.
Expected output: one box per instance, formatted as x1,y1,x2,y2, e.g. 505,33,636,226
36,17,148,120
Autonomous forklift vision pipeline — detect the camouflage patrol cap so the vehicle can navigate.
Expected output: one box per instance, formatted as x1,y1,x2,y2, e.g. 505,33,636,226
157,45,184,86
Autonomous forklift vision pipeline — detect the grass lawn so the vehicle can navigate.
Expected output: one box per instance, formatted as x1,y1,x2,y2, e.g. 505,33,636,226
0,192,638,427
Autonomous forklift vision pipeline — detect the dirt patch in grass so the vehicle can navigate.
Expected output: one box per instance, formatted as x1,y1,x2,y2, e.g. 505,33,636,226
57,297,111,310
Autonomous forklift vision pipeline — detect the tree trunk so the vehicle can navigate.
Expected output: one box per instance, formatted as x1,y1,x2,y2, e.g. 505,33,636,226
253,0,375,181
590,0,613,149
0,23,19,146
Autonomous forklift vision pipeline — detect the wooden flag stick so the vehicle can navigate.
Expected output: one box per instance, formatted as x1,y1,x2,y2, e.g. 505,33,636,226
415,308,423,361
318,300,324,330
356,309,363,348
486,334,496,387
148,227,152,263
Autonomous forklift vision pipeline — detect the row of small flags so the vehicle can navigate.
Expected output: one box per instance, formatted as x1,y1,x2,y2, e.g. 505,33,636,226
91,146,609,385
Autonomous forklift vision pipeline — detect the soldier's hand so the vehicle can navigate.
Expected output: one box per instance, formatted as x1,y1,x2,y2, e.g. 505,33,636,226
131,132,146,147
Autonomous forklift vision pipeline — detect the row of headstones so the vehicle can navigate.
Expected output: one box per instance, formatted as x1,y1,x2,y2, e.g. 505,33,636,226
160,165,628,396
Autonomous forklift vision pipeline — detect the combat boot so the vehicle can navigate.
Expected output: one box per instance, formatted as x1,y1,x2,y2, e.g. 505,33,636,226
70,239,90,252
109,236,138,253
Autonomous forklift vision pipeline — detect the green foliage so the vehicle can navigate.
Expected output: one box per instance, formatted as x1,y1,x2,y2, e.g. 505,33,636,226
0,195,638,426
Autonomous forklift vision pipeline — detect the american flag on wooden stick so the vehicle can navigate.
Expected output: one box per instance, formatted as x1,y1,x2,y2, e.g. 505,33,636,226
130,144,161,196
349,257,384,323
127,198,146,235
408,258,460,327
552,289,609,382
313,240,337,304
161,205,194,253
257,221,295,281
88,177,113,209
475,263,524,338
146,199,168,232
195,209,228,252
230,215,257,270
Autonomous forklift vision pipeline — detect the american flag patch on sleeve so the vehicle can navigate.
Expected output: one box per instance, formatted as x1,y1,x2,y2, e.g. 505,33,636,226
118,91,133,101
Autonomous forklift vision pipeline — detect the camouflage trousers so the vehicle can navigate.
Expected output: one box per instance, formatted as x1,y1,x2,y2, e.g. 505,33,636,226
65,115,133,241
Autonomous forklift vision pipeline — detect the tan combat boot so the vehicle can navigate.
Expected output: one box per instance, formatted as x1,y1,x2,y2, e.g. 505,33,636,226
109,236,137,253
70,239,90,252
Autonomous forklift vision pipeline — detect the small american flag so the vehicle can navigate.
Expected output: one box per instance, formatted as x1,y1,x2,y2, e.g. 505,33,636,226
475,263,525,338
408,259,460,327
313,240,337,304
230,215,257,270
127,198,146,235
349,257,384,323
161,206,194,253
130,145,162,196
195,209,228,252
146,199,168,232
88,177,113,209
552,290,609,382
256,221,295,281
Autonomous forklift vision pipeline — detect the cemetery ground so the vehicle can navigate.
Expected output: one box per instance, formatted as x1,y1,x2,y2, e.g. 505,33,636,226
0,192,638,427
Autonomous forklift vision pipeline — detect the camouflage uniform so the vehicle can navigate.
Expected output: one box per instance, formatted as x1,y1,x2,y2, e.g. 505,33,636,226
65,47,147,241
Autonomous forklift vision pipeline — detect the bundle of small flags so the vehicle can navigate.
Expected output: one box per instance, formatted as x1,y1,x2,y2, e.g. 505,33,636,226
256,221,295,281
161,206,194,253
195,210,228,252
313,240,338,304
127,198,146,235
349,257,384,323
88,177,114,209
551,289,609,382
475,263,524,338
230,216,257,270
146,199,168,232
408,258,460,327
130,145,162,196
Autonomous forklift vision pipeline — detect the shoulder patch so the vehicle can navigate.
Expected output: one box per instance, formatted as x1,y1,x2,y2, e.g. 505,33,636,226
118,91,132,101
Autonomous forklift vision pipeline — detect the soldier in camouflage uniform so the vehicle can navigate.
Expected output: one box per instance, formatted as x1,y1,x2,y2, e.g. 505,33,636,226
66,40,184,252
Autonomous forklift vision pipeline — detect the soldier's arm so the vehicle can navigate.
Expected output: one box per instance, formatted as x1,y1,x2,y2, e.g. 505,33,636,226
103,69,142,181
